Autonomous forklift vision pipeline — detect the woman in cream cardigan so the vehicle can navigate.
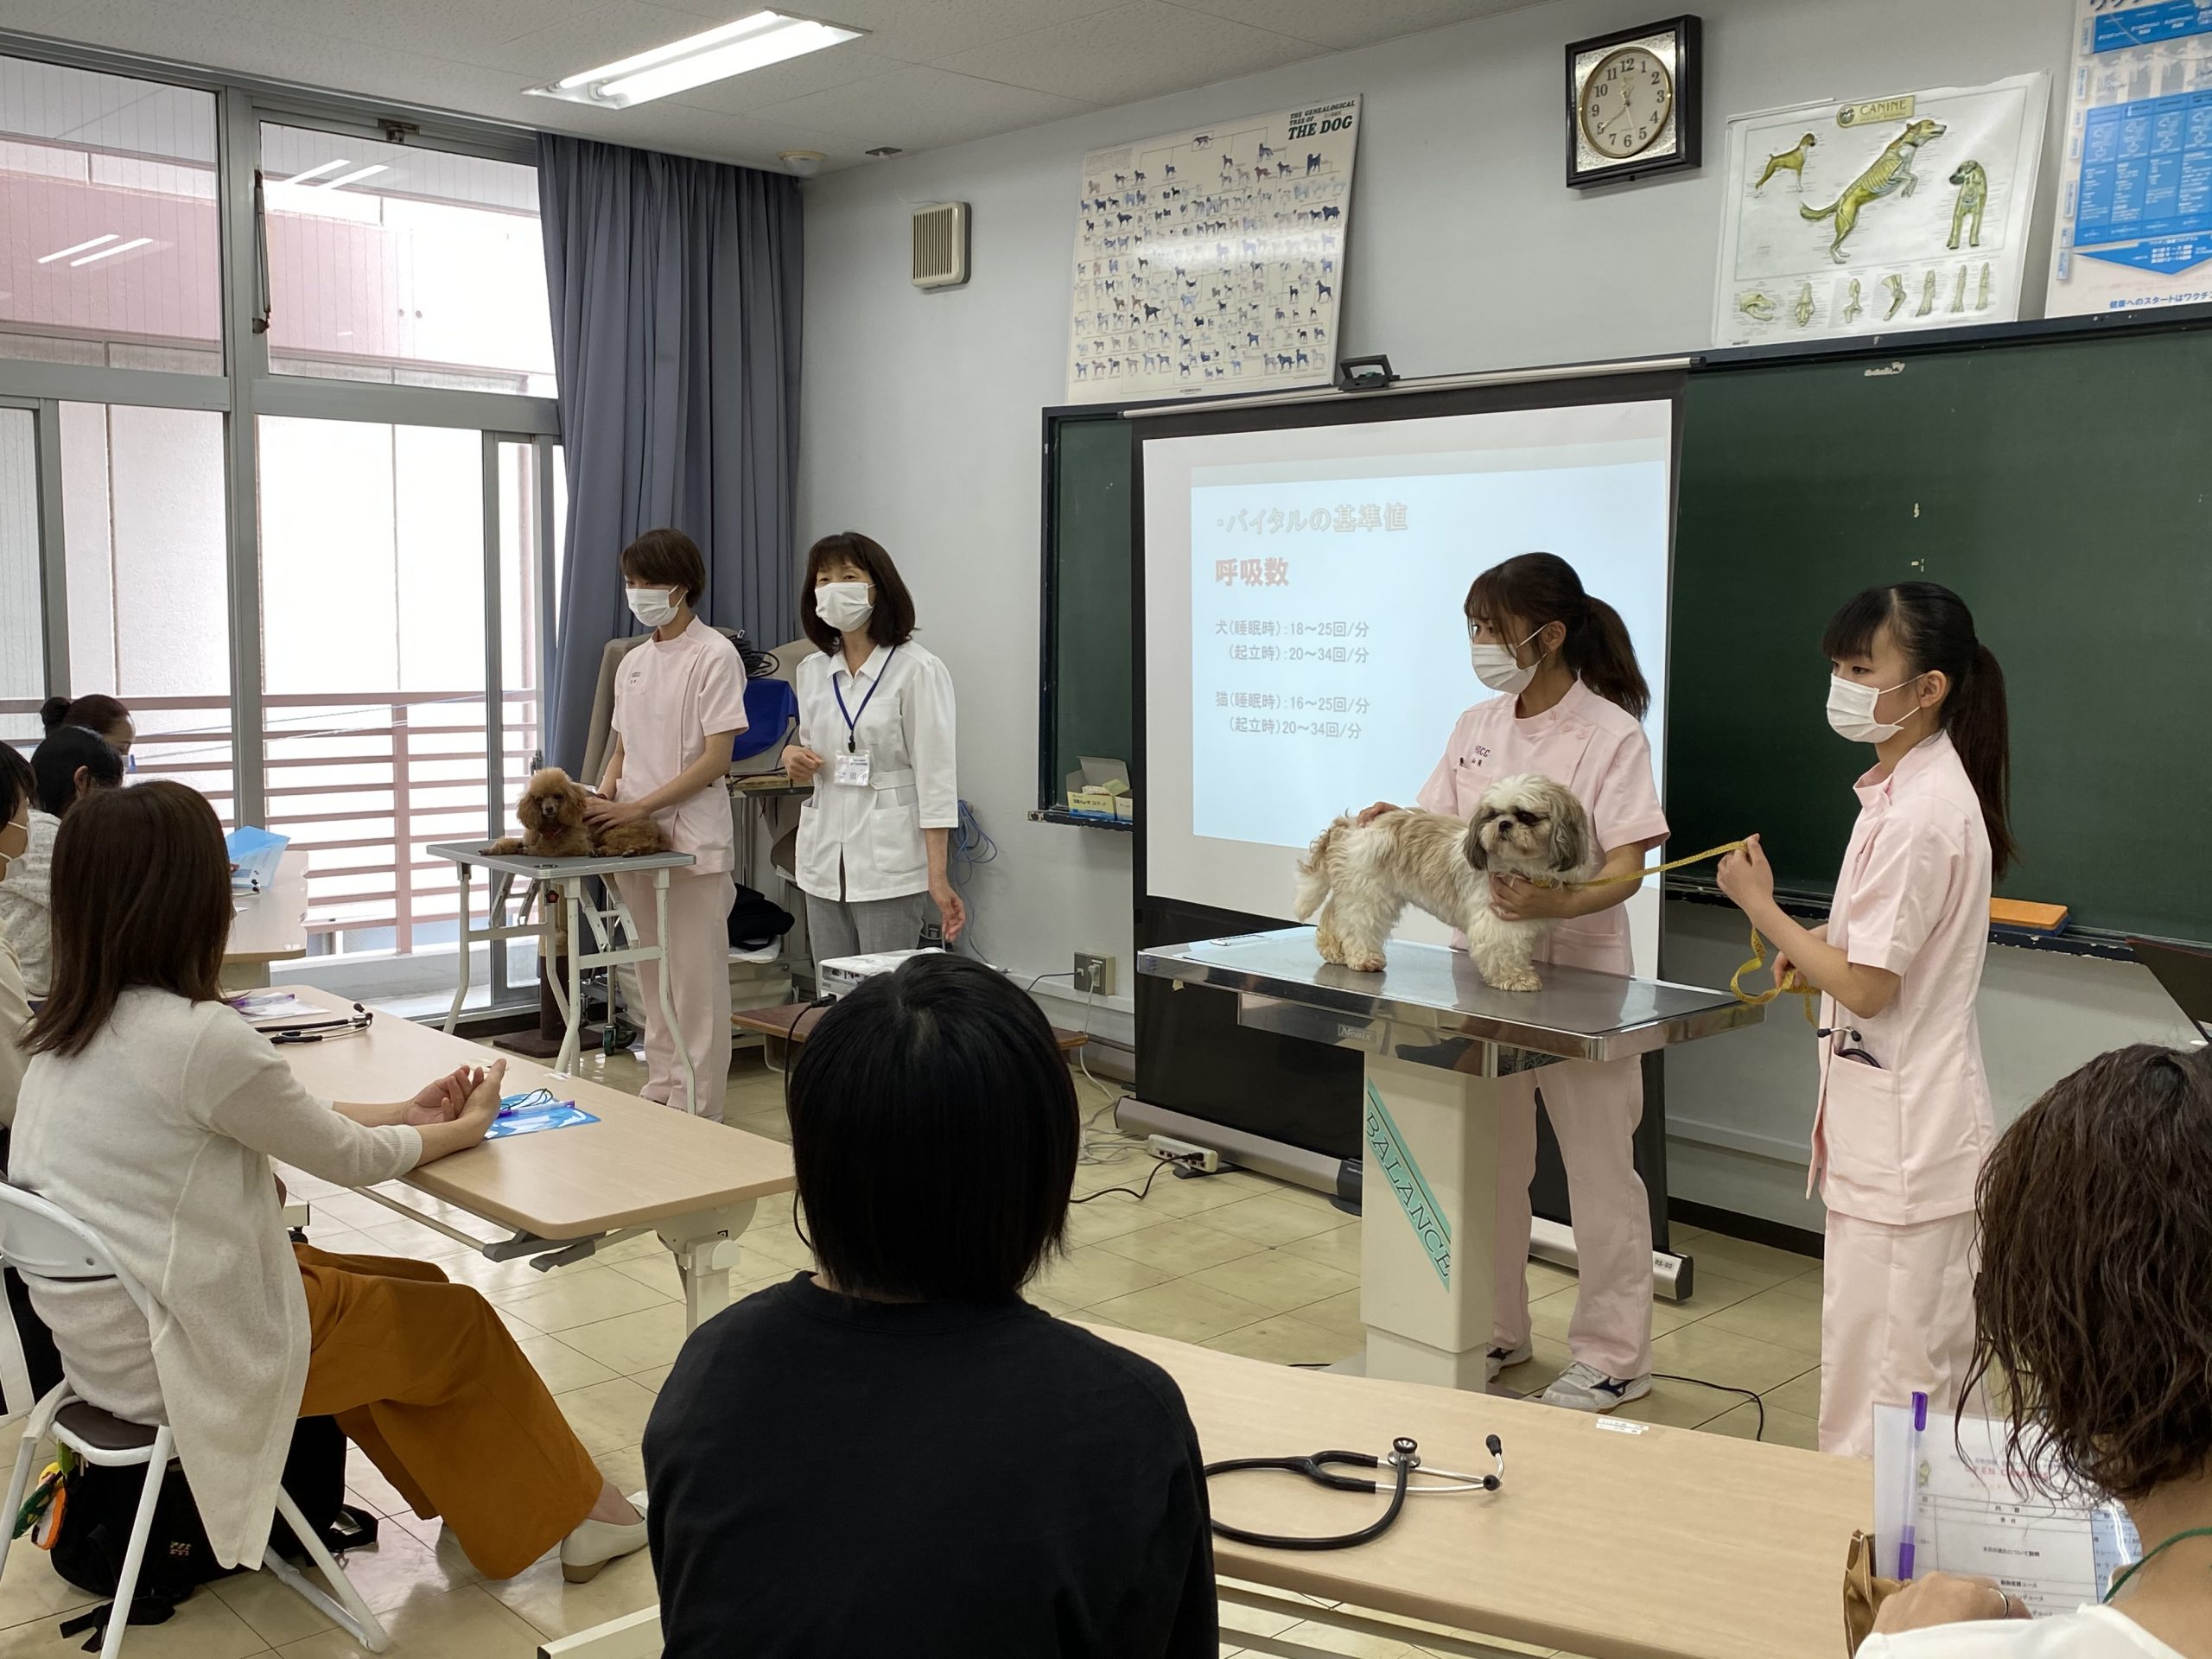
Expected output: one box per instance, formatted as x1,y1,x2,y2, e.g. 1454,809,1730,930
12,782,647,1582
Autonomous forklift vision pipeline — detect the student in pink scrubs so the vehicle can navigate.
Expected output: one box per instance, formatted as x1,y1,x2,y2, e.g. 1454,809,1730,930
1717,582,2013,1458
1361,553,1669,1413
587,529,748,1121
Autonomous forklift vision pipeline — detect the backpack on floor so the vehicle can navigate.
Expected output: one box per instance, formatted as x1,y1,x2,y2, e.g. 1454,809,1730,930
39,1415,378,1646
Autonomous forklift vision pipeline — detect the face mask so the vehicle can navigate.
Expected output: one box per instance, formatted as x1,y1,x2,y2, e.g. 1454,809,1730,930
816,582,874,632
1826,673,1919,744
1469,627,1545,695
626,586,681,629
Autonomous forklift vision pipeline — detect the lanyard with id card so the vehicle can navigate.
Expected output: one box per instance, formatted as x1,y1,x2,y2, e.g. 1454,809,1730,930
832,646,898,786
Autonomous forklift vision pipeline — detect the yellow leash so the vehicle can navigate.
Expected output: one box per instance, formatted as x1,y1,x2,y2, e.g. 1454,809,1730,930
1567,839,1821,1026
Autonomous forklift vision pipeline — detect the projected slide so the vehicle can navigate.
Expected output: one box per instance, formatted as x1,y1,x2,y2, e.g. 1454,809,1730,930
1142,398,1675,947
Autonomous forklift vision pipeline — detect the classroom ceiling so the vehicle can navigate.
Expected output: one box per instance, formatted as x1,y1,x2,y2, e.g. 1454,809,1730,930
0,0,1535,172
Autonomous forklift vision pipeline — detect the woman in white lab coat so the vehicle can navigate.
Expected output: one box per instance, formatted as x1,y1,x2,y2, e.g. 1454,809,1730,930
784,532,964,963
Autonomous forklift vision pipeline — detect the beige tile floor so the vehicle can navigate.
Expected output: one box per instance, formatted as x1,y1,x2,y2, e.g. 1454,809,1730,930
0,1049,1826,1659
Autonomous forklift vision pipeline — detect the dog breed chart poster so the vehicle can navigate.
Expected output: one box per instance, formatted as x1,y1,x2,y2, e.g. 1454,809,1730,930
1713,73,2048,347
2050,0,2212,316
1065,99,1359,403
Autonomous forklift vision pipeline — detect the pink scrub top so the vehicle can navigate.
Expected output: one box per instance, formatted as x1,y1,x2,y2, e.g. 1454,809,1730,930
1415,677,1669,974
610,617,749,874
1809,732,1995,1226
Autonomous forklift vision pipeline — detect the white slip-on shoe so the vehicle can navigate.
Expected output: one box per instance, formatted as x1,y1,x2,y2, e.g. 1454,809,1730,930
561,1491,649,1584
1539,1361,1652,1413
1485,1342,1533,1382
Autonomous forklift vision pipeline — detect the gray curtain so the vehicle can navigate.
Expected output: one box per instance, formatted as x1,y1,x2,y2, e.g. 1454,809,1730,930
537,133,802,772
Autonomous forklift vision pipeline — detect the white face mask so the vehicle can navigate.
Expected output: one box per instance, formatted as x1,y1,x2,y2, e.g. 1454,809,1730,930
1826,672,1920,744
1469,626,1546,695
816,581,874,633
626,585,681,629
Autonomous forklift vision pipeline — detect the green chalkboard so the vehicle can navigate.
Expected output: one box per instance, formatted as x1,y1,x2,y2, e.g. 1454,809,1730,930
1668,325,2212,943
1040,412,1136,810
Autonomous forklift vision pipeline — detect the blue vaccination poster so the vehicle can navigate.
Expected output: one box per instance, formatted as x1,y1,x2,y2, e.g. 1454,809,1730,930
2051,0,2212,315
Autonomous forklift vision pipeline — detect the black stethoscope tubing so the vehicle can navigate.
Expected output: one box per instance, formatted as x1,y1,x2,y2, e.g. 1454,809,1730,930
1204,1434,1503,1551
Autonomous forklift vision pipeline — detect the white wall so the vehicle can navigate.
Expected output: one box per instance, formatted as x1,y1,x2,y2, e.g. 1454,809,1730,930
795,0,2201,1224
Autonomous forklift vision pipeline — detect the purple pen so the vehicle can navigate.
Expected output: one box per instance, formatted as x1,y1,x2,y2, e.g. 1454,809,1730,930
1897,1389,1928,1580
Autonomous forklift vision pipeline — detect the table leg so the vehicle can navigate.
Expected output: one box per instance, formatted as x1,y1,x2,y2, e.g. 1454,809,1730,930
655,1201,757,1331
556,881,583,1080
443,863,474,1034
1358,1049,1504,1390
653,871,699,1117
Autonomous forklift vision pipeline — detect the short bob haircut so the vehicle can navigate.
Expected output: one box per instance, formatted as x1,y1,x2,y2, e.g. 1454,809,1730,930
1964,1044,2212,1502
26,781,234,1060
620,527,708,610
786,952,1077,1300
799,531,918,656
31,726,125,817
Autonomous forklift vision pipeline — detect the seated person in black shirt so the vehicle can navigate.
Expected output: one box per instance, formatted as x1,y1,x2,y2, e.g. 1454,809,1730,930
644,952,1217,1658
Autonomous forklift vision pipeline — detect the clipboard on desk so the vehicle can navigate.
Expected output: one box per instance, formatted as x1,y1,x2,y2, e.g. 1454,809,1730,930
1872,1402,2139,1613
2129,938,2212,1041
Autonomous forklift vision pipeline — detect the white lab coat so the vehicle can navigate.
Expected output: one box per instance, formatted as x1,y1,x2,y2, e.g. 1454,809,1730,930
792,642,958,903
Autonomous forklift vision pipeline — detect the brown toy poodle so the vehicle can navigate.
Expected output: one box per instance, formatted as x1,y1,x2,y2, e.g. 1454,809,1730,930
487,767,671,859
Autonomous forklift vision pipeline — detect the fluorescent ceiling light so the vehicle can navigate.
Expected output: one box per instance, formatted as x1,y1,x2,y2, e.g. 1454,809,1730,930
526,10,865,109
280,159,349,185
321,163,390,192
38,233,117,264
71,237,153,267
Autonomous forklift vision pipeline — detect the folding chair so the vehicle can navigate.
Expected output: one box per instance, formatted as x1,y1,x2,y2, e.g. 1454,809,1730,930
0,1183,389,1659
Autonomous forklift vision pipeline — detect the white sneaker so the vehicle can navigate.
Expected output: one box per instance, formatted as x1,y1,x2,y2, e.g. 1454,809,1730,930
1485,1342,1532,1382
561,1491,649,1584
1540,1362,1652,1413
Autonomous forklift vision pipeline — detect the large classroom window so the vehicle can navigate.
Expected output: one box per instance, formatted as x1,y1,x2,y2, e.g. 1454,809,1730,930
260,122,555,396
0,56,221,374
0,45,561,1017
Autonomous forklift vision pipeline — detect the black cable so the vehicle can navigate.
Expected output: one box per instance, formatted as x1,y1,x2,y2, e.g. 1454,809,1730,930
1652,1372,1766,1441
1069,1156,1176,1205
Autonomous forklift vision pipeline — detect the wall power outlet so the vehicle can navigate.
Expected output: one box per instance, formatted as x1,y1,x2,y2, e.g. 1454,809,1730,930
1073,953,1114,996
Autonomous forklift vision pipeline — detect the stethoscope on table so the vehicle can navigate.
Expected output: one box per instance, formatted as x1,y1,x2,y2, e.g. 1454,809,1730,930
1204,1434,1505,1551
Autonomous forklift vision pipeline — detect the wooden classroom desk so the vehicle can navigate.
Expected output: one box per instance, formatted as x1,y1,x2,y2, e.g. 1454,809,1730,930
222,850,310,989
276,987,794,1328
545,1321,1868,1659
1103,1325,1868,1659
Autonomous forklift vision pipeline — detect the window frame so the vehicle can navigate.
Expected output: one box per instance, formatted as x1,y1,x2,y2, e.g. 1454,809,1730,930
0,28,563,1011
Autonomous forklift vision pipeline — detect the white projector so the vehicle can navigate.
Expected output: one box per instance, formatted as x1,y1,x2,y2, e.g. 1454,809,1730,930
817,947,942,1000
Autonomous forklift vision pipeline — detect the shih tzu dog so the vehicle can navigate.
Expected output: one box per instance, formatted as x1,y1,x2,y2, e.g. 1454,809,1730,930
1294,774,1600,991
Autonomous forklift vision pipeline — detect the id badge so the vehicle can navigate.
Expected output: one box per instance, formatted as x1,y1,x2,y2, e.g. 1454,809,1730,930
834,751,873,787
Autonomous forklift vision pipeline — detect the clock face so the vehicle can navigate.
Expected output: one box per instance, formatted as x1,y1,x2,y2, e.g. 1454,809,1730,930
1578,45,1675,160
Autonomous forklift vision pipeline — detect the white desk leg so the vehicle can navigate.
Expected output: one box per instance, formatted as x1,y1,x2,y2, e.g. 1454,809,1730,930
1358,1049,1504,1391
656,1201,756,1331
652,870,699,1117
556,880,584,1080
443,862,474,1034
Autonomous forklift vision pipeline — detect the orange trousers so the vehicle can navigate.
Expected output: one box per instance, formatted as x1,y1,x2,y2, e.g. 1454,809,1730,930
294,1244,602,1580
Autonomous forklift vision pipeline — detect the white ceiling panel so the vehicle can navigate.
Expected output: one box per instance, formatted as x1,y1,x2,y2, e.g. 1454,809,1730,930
0,0,1511,172
933,3,1318,110
753,61,1095,150
1160,0,1531,54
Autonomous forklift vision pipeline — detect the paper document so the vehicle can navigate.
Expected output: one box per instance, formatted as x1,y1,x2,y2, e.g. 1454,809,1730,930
1873,1402,2140,1614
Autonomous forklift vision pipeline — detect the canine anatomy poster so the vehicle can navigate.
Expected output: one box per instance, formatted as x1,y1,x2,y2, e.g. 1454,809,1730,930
1713,74,2048,347
2050,0,2212,317
1065,99,1359,403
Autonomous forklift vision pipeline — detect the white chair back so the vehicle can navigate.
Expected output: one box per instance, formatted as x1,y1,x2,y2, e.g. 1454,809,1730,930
0,1182,157,1325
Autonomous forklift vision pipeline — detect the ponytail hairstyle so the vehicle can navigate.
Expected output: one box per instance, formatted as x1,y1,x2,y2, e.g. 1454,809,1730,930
1821,582,2015,880
1465,552,1649,721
